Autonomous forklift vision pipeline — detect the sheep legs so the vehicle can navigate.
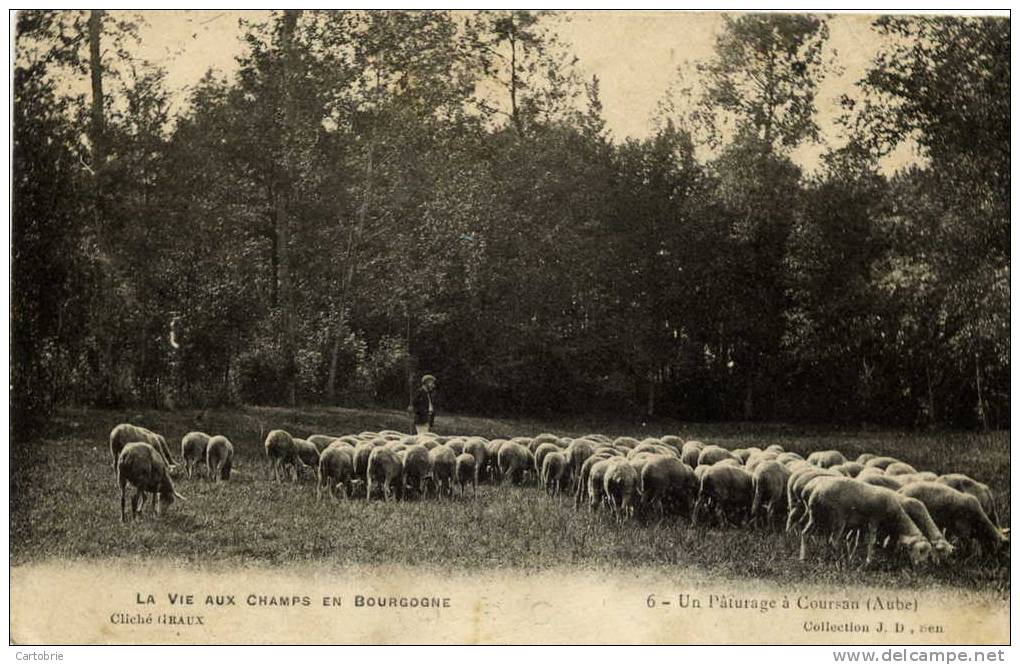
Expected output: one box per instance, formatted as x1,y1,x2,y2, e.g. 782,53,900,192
799,515,817,561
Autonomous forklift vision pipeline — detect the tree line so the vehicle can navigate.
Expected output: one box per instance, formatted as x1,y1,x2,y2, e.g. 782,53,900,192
12,11,1009,437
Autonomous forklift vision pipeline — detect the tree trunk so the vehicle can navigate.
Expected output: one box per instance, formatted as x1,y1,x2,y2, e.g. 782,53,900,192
975,352,988,432
89,11,105,179
325,138,375,402
278,10,301,407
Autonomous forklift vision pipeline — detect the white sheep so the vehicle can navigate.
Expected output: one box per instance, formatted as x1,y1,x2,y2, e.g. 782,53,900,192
937,473,1000,526
806,450,847,468
427,445,456,498
603,459,639,520
497,441,531,486
899,482,1009,558
317,447,355,501
117,442,186,521
750,460,791,529
264,429,298,482
541,451,569,496
180,431,210,479
206,435,234,482
693,464,753,527
366,447,402,501
455,453,477,497
696,445,739,467
110,423,175,472
800,477,931,565
639,456,698,520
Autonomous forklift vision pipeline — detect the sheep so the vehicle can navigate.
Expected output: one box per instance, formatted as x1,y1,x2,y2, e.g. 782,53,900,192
541,451,569,496
864,456,901,470
587,458,616,513
366,447,402,501
896,495,955,561
750,460,791,529
745,451,779,474
117,442,186,521
317,447,355,501
639,456,697,520
307,435,339,452
110,423,175,472
714,458,742,468
445,439,465,456
857,471,905,492
574,452,614,509
785,466,842,532
856,453,876,465
603,459,639,519
696,445,738,467
293,438,321,479
533,443,561,478
534,433,560,445
498,441,532,486
680,441,704,468
765,444,785,454
893,472,938,486
660,435,684,450
885,462,918,477
264,430,298,483
613,437,640,449
693,464,753,527
776,452,804,466
937,474,1000,526
400,445,431,499
806,450,847,468
830,462,865,478
205,435,234,481
565,439,596,489
352,441,376,481
180,431,210,479
800,477,931,566
485,439,507,482
455,453,477,497
427,445,456,498
732,448,752,464
898,482,1009,557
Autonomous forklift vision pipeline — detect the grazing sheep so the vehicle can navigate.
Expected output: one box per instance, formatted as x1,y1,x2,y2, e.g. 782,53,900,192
366,447,403,501
110,423,175,471
745,451,779,474
895,495,955,561
293,438,321,477
697,445,738,467
885,462,918,477
587,459,616,513
714,458,742,468
427,445,456,498
857,470,905,492
317,447,355,501
498,441,532,485
830,462,865,478
639,456,697,520
574,452,614,509
534,433,560,445
807,450,847,468
892,472,937,486
463,438,489,484
307,435,339,452
898,482,1008,557
180,431,211,479
660,435,684,450
856,453,876,465
613,437,640,449
800,477,931,565
541,452,568,496
937,474,1000,526
680,441,704,468
205,435,234,481
485,440,507,482
264,430,298,482
455,453,477,497
400,445,431,499
534,443,561,477
420,439,440,451
603,459,639,519
765,444,785,454
732,448,752,464
750,460,791,529
776,452,804,465
864,456,901,470
117,442,186,521
445,439,466,456
565,439,596,487
785,466,842,532
693,464,753,527
352,441,376,480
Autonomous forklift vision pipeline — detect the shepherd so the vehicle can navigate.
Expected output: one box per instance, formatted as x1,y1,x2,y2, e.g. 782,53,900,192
409,374,438,435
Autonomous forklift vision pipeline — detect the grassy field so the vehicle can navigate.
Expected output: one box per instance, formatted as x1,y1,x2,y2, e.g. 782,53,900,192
10,406,1010,597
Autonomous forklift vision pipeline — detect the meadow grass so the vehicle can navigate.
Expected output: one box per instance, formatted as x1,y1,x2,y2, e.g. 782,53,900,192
10,406,1009,597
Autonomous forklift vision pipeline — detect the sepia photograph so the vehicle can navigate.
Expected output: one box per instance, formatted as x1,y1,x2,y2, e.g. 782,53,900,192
9,8,1010,647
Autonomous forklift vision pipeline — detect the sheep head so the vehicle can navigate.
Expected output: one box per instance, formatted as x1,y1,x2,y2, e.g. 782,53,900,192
899,534,932,565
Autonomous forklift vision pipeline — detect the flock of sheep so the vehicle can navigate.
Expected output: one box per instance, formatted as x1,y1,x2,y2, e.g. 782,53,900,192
109,423,1008,567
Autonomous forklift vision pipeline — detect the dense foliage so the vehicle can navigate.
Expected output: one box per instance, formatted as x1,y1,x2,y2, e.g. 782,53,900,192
11,11,1009,437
